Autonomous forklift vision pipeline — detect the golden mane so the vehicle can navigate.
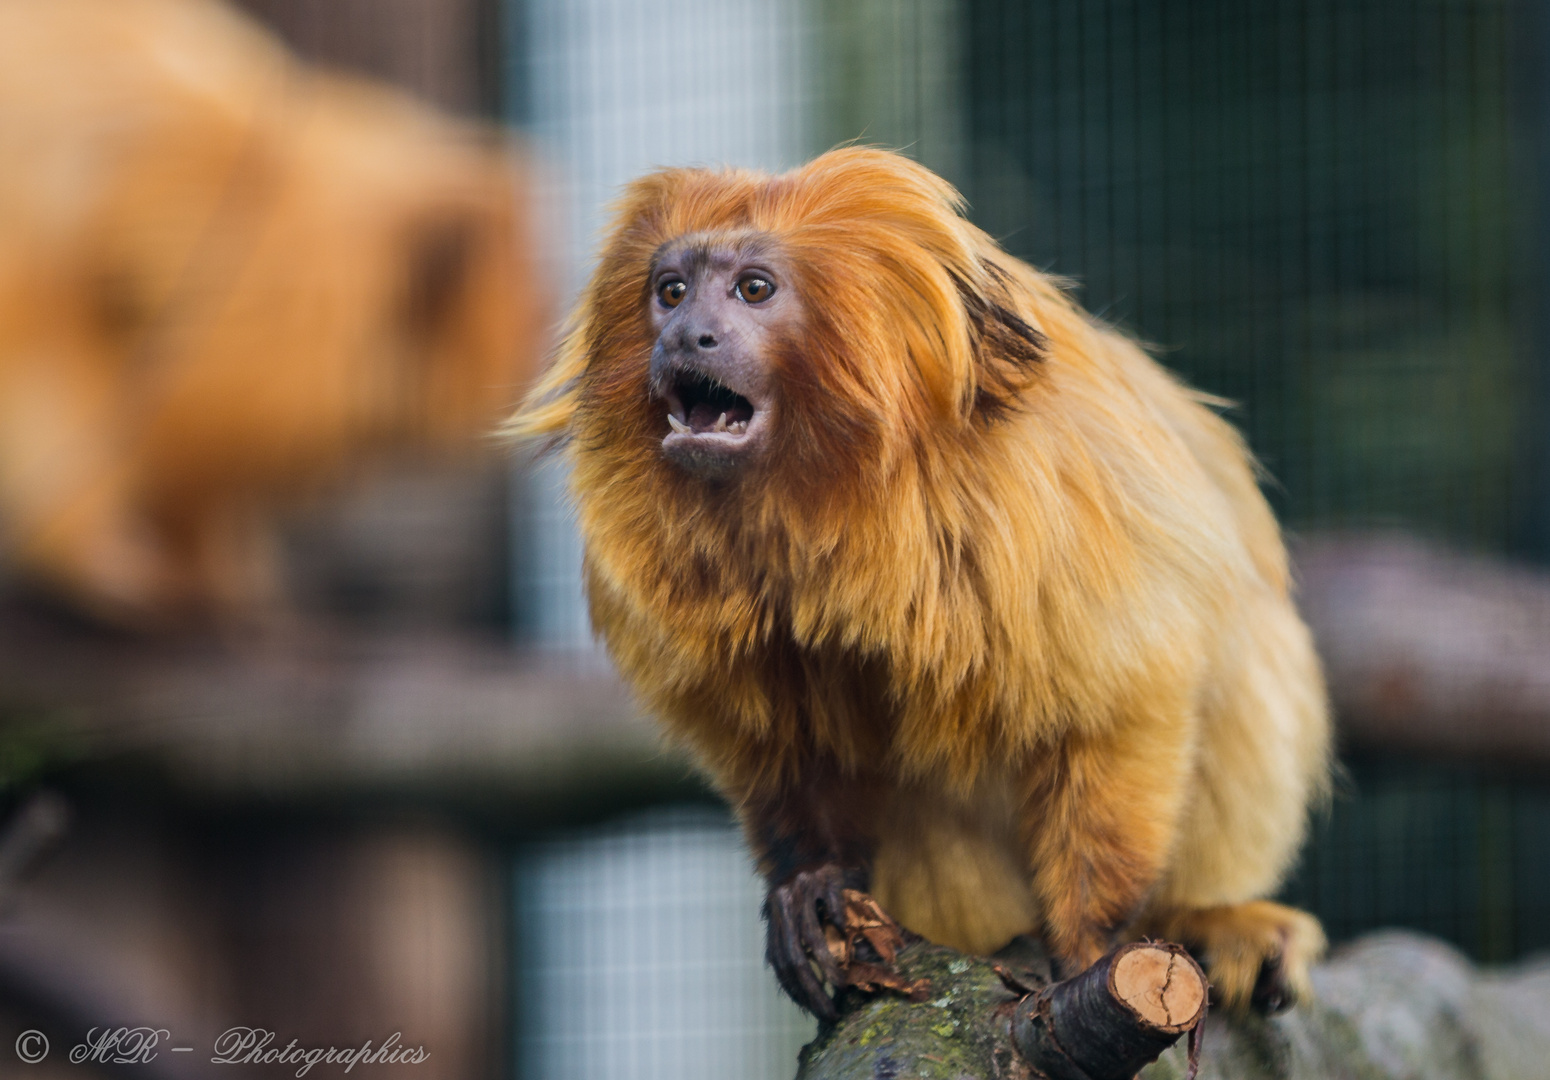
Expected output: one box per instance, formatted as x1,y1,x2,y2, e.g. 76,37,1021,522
512,149,1278,792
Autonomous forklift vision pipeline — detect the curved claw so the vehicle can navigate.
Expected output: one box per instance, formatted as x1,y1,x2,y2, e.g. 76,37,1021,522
762,863,860,1020
766,889,833,1019
765,880,836,1019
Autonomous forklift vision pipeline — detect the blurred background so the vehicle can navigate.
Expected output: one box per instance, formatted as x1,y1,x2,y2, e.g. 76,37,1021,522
0,0,1548,1077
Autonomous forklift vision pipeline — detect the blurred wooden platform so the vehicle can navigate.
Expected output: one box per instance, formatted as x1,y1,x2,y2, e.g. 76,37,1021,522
0,612,676,800
0,531,1548,807
1297,533,1550,769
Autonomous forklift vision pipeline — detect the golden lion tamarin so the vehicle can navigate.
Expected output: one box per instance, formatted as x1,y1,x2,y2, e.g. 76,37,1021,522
0,0,545,624
510,148,1330,1016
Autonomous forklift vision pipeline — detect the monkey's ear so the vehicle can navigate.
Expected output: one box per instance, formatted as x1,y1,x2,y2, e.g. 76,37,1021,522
957,263,1047,422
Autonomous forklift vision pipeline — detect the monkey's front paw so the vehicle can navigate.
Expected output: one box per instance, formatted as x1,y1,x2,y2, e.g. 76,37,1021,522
1224,902,1324,1014
764,864,854,1020
763,865,923,1021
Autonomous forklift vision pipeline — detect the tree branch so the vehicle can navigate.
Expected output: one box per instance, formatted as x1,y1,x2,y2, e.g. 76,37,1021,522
796,931,1550,1080
797,936,1208,1080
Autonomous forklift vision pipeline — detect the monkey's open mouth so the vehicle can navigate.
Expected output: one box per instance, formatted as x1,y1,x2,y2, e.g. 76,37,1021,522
664,370,755,435
656,366,768,476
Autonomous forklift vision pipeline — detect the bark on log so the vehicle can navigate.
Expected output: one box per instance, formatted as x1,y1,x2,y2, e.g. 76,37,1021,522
797,937,1208,1080
1008,942,1207,1080
796,932,1550,1080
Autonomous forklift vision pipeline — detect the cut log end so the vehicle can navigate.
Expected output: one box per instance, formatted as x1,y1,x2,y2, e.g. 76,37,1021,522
1011,942,1209,1080
1112,943,1208,1032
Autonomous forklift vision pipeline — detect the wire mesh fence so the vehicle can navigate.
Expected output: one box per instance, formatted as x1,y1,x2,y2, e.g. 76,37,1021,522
1283,756,1550,965
514,807,813,1080
964,0,1538,555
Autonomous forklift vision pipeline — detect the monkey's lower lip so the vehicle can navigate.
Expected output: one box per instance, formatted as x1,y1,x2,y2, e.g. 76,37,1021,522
660,407,768,465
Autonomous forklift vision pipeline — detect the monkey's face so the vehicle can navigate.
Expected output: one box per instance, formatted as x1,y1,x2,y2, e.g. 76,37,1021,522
646,237,792,478
538,151,1046,530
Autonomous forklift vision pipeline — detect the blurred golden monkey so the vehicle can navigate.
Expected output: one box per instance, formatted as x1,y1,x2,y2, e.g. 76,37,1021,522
0,0,546,624
511,149,1329,1015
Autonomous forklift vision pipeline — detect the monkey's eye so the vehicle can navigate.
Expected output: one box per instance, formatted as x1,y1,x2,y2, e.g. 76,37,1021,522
658,279,687,308
736,276,775,304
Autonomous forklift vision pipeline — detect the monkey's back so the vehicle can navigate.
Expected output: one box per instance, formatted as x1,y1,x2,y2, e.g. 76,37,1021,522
861,280,1329,948
1101,336,1330,913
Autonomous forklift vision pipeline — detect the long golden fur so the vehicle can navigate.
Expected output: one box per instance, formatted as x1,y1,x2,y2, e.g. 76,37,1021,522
0,0,545,623
511,148,1330,1012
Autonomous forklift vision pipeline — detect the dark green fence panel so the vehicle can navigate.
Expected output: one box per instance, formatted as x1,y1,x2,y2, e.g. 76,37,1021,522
965,0,1530,552
1280,757,1550,963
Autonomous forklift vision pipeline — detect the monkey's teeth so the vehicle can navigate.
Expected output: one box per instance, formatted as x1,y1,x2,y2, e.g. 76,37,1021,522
729,419,748,435
713,412,729,433
667,413,690,434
